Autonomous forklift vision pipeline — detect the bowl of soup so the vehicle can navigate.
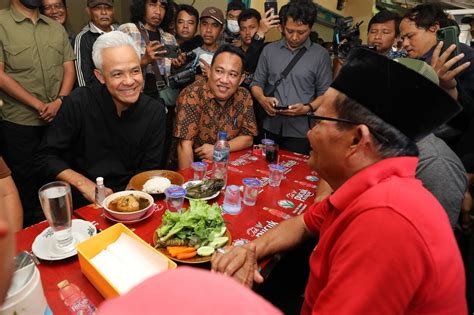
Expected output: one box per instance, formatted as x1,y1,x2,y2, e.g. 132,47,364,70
103,191,154,221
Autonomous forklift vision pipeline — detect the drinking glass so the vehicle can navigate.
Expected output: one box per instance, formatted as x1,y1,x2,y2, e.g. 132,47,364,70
222,185,242,215
261,139,275,157
38,181,75,253
192,162,208,180
164,185,187,213
243,178,261,206
268,164,285,187
265,143,279,163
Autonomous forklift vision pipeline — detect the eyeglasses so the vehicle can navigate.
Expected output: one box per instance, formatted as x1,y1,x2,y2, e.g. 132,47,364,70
43,3,65,12
307,112,389,143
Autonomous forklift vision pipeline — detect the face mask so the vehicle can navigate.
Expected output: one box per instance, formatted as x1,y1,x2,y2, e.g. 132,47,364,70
227,19,240,34
19,0,42,9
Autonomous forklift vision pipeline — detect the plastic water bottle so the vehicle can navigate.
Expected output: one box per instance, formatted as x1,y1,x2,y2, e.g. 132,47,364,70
57,280,96,314
95,177,105,208
212,131,230,187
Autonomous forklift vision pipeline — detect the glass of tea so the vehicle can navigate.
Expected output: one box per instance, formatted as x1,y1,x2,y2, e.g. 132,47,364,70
265,143,279,163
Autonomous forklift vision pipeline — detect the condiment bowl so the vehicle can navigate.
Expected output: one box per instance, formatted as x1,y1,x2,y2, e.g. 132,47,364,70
103,190,154,221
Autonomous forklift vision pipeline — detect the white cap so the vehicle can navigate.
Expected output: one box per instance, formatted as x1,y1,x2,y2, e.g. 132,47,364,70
96,177,104,185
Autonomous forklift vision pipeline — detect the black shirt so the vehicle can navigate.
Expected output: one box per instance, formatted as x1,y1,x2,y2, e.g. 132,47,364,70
35,84,166,206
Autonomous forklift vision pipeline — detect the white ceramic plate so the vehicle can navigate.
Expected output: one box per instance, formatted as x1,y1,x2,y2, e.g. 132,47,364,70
182,180,221,201
32,219,97,261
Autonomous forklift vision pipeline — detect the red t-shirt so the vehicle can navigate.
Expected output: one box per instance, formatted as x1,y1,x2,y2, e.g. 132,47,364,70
303,157,466,314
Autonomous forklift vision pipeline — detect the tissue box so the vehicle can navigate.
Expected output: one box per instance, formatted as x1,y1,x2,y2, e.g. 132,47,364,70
76,223,176,298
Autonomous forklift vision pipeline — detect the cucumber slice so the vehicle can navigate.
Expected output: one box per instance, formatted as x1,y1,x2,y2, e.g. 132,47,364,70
197,246,215,257
210,226,227,241
209,236,229,249
216,226,227,237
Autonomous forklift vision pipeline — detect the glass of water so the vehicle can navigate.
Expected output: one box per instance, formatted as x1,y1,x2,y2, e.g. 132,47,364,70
164,185,187,213
38,181,75,253
192,162,208,180
268,164,285,187
223,185,242,215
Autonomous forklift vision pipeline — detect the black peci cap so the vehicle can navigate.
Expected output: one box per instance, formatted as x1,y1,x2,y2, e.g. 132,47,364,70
330,48,461,142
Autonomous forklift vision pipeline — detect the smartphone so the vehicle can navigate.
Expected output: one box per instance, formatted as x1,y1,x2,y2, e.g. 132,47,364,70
276,105,289,110
436,26,460,62
264,1,278,16
157,45,180,59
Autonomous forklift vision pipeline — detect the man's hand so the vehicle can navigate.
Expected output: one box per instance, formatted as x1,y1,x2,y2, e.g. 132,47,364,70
143,40,166,65
199,58,210,78
258,96,279,116
278,103,311,116
258,10,280,35
431,42,471,94
195,143,214,160
211,243,264,288
171,52,187,68
77,179,113,203
231,39,242,48
39,99,62,123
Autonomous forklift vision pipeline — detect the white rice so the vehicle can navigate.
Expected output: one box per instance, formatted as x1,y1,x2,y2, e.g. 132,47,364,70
142,176,171,194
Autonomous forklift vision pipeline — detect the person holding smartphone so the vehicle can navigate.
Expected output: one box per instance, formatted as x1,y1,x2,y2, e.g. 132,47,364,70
119,0,186,166
399,4,474,157
250,1,332,154
237,8,279,142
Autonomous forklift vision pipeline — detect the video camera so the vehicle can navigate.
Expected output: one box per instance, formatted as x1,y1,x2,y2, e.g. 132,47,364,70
333,16,364,59
168,51,201,89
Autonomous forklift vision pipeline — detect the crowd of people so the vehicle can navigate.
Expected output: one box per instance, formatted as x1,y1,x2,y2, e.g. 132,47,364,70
1,0,474,313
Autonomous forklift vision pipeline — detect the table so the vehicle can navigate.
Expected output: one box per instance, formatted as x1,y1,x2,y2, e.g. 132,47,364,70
15,149,318,314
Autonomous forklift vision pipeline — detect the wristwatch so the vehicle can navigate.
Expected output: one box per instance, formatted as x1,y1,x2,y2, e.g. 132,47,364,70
57,95,66,103
253,33,264,41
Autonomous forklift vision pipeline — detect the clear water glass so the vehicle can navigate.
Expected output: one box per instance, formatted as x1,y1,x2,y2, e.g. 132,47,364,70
243,178,261,206
223,185,242,215
38,181,75,253
268,164,285,187
165,185,187,213
192,162,208,180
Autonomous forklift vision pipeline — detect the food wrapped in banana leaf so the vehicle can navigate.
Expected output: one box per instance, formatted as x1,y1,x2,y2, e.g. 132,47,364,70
185,179,224,199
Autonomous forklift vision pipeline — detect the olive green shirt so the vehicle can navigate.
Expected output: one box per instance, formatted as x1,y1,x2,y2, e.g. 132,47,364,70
0,6,75,126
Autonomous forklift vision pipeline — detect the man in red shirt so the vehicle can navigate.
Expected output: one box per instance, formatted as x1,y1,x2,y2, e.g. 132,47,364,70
211,48,467,314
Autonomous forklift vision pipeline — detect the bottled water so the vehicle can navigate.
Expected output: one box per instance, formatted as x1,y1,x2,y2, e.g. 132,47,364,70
212,131,230,187
58,280,96,314
95,177,105,208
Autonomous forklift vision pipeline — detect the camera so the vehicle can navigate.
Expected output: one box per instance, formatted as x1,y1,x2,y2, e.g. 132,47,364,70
168,52,200,89
333,17,365,59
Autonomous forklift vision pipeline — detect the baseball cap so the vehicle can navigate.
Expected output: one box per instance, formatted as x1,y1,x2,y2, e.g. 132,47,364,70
87,0,113,7
331,48,461,142
200,7,225,25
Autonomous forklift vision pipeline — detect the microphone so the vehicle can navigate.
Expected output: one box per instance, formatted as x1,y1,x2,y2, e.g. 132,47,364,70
179,35,204,52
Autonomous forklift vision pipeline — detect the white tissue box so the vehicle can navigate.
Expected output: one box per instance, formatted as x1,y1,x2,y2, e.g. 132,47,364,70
76,223,177,298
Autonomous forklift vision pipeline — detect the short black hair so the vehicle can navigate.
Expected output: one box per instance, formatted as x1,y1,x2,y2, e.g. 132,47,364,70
402,3,451,30
227,1,246,12
281,1,317,28
175,4,199,23
211,44,246,74
368,10,401,36
238,8,261,25
130,0,175,32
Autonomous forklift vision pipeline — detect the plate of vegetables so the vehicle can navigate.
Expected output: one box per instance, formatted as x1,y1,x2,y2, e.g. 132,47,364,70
153,200,231,263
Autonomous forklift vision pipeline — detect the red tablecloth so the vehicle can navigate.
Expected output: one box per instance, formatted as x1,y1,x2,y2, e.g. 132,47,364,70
15,149,318,313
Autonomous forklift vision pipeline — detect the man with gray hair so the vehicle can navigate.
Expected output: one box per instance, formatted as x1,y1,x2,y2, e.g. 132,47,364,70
35,31,166,208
